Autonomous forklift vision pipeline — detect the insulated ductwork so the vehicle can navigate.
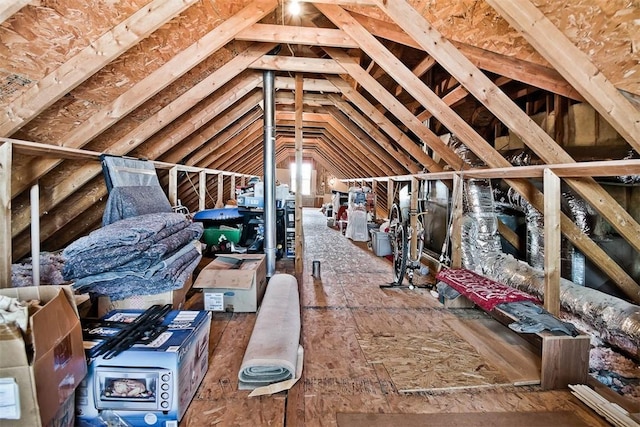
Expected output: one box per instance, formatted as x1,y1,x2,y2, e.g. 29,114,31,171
461,177,640,358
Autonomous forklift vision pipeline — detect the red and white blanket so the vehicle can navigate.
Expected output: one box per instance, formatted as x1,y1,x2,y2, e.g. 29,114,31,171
436,268,539,311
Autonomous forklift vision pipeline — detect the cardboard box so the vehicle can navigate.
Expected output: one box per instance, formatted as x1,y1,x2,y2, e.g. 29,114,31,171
0,286,87,427
193,254,267,312
236,195,264,208
76,310,211,426
95,274,192,318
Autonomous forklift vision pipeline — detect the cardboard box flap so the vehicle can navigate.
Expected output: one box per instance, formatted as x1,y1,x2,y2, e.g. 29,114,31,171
0,324,29,368
0,286,80,317
195,269,256,290
194,255,263,290
30,289,79,362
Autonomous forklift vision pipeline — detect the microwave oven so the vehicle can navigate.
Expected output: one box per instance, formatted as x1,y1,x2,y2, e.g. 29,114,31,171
94,367,173,412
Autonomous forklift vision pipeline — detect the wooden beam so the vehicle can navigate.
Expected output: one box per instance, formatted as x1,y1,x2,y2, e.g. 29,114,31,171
165,92,263,165
0,142,11,286
236,23,358,49
450,175,463,269
250,55,346,74
216,173,224,208
487,0,640,151
0,0,30,24
272,77,341,93
0,0,199,136
199,170,206,212
543,169,561,316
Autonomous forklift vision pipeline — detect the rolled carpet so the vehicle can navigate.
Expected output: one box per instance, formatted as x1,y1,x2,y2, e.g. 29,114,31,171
238,273,301,389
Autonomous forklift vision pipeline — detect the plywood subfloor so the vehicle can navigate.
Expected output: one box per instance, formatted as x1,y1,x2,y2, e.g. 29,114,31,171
180,208,613,427
357,330,511,392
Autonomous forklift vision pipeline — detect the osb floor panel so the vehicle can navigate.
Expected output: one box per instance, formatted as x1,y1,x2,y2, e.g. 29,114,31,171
181,208,610,427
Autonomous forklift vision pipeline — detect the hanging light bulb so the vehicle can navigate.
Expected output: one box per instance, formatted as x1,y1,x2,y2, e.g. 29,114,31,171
289,1,301,16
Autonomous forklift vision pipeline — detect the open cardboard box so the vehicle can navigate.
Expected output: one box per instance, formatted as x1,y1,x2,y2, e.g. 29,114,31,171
0,286,87,427
193,254,267,312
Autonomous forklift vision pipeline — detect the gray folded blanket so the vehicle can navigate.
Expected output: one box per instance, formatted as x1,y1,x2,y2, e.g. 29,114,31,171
72,242,201,300
238,274,301,389
62,213,202,280
103,185,173,226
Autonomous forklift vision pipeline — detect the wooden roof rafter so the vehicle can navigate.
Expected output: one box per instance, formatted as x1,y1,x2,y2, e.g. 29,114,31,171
371,0,640,258
0,0,200,137
0,0,31,24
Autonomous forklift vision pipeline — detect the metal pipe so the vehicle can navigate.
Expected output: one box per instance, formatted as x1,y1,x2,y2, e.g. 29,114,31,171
263,69,276,277
30,182,40,286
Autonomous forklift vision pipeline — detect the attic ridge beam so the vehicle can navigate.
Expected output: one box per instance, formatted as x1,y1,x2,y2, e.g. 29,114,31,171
236,23,358,49
250,56,345,74
372,0,640,257
9,0,278,198
0,0,30,24
486,0,640,150
0,0,199,137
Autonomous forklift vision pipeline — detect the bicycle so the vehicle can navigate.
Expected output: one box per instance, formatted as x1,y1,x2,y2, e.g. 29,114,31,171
382,181,431,290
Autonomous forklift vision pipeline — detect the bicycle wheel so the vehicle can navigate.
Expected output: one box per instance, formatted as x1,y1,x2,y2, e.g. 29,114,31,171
389,204,407,285
392,221,408,286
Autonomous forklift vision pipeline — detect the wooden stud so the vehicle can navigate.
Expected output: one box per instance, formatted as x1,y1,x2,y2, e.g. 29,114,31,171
543,169,561,316
199,170,206,212
0,142,11,287
168,166,178,208
0,0,30,24
450,175,463,269
216,173,224,209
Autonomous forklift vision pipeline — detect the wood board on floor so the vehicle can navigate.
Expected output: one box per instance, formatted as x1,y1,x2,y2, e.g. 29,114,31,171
445,316,541,386
356,330,511,392
336,410,595,427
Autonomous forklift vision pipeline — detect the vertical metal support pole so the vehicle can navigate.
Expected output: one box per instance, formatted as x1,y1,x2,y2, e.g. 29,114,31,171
30,183,40,286
294,73,304,279
0,142,12,287
544,168,561,316
263,69,276,277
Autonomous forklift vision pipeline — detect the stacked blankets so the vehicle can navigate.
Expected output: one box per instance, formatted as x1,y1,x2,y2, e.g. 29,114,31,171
63,212,203,301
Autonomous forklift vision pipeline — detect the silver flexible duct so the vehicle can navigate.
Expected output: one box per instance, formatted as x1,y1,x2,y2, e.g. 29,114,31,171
461,179,640,358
